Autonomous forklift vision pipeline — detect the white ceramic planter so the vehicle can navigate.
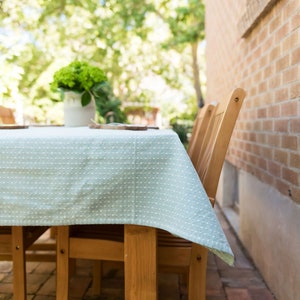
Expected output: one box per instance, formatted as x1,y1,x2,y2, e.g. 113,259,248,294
63,91,96,127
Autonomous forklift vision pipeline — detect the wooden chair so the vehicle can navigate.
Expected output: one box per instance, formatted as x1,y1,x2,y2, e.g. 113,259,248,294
56,88,246,300
195,88,246,205
157,88,246,299
0,105,15,124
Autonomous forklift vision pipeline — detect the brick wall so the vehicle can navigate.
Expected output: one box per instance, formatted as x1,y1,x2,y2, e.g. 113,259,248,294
205,0,300,203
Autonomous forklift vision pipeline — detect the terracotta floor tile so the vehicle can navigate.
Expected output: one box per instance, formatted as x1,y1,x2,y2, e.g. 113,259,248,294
225,287,251,300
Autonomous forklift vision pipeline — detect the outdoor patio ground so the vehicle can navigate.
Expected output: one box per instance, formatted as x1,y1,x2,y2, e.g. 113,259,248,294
0,205,276,300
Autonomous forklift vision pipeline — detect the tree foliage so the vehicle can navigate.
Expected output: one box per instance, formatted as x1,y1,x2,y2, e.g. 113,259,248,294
0,0,205,124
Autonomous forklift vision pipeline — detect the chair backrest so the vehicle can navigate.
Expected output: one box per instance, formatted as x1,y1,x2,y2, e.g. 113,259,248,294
195,88,246,205
187,103,217,167
0,105,16,124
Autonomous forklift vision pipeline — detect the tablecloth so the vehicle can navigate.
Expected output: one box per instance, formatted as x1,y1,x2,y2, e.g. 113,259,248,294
0,127,234,265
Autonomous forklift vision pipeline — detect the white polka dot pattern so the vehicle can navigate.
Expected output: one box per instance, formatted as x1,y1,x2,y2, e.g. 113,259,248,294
0,127,233,265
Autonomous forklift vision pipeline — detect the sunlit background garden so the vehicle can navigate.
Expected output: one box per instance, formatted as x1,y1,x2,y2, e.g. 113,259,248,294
0,0,206,141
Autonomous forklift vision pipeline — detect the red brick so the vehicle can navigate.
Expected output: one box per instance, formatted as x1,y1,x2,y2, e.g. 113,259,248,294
267,134,280,147
263,65,274,79
257,108,266,119
290,187,300,204
291,47,300,65
275,23,289,44
269,74,281,89
261,36,274,53
291,12,300,31
281,135,298,150
276,55,289,72
284,1,299,21
258,81,267,93
267,161,281,177
276,179,290,197
290,118,300,133
253,70,262,83
283,66,299,84
261,146,272,158
290,152,300,169
274,149,288,164
263,120,273,131
257,26,268,44
245,141,252,152
253,120,261,131
259,54,268,68
269,46,280,62
274,119,289,132
281,101,298,117
282,30,299,50
290,82,300,98
274,88,288,102
257,133,266,144
257,155,267,168
249,132,256,142
269,15,281,32
282,167,299,185
267,105,280,118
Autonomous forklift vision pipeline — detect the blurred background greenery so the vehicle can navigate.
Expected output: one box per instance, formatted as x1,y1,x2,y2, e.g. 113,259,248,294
0,0,206,142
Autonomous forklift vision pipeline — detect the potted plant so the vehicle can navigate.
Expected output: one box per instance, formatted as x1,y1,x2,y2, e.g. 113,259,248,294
50,60,108,126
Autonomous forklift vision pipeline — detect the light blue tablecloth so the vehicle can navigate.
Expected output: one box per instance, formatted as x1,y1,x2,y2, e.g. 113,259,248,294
0,127,233,265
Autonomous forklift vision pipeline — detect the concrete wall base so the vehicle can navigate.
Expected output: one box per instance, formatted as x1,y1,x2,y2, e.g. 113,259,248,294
217,162,300,300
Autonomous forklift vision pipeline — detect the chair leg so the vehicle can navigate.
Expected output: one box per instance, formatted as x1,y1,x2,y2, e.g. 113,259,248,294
12,226,26,300
188,244,208,300
92,260,102,295
50,226,57,238
124,225,157,300
56,226,70,300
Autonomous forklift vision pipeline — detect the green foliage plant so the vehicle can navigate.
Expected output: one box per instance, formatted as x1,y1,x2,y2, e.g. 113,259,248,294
50,60,127,124
50,60,108,107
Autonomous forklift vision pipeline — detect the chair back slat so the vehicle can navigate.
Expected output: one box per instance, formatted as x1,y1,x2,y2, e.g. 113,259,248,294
196,88,246,204
187,103,216,167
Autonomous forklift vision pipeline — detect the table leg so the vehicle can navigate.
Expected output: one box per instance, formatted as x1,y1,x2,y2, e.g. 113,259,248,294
12,226,26,300
188,243,208,300
56,226,70,300
124,225,157,300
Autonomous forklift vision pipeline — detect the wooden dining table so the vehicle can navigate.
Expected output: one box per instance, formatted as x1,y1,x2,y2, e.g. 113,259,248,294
0,126,233,298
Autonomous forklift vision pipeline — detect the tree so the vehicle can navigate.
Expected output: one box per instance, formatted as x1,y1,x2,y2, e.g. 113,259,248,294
154,0,205,108
0,0,206,123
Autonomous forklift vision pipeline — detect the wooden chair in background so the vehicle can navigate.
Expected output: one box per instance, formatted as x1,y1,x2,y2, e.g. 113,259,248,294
55,88,246,300
0,105,15,124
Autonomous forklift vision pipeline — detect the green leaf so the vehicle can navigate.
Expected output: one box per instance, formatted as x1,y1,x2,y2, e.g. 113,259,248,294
81,91,91,106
